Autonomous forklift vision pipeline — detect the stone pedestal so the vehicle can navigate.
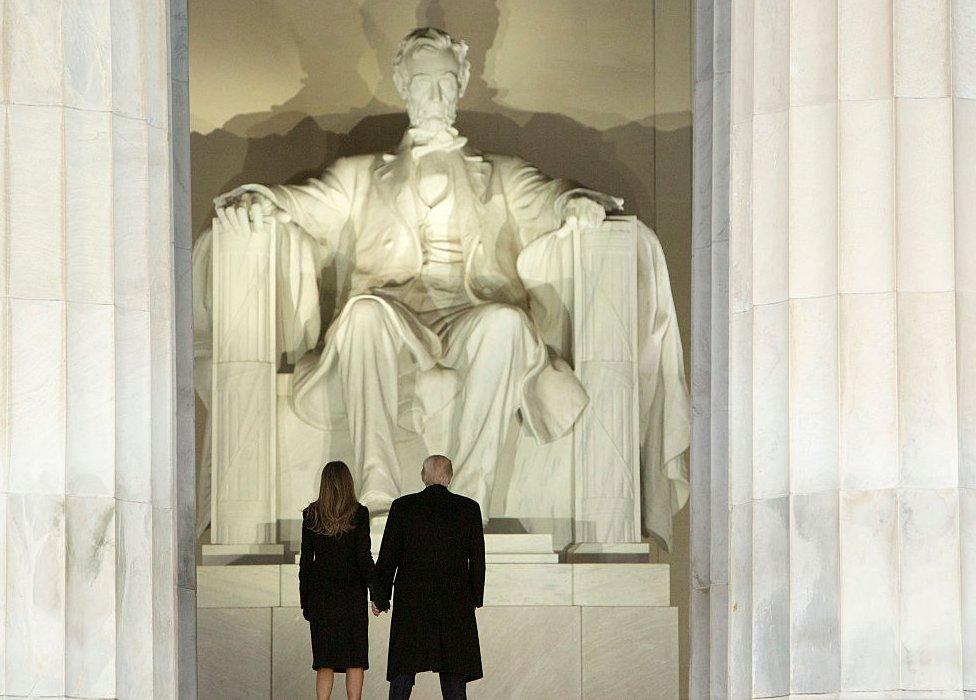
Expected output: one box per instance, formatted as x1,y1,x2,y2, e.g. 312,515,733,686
197,560,678,699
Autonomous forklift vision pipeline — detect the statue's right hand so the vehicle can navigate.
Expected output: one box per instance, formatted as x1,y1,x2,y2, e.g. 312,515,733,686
213,186,290,237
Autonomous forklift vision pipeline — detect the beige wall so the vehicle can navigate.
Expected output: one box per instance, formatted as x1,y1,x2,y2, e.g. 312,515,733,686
189,1,692,694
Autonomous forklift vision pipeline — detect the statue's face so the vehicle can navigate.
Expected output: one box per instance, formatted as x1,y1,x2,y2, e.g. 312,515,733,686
402,46,461,132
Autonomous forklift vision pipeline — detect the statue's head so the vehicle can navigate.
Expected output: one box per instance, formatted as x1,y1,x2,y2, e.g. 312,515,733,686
393,27,470,133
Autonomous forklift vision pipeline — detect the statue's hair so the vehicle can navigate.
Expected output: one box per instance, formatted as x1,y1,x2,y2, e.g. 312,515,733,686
392,27,470,98
422,454,454,485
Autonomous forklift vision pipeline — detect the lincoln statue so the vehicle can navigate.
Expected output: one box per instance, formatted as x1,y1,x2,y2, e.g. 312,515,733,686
193,28,690,546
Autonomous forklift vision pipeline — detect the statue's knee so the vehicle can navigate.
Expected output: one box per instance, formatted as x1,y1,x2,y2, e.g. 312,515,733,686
482,304,528,337
343,297,387,328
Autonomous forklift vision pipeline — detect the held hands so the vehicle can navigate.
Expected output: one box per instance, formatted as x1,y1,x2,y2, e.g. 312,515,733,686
370,601,387,617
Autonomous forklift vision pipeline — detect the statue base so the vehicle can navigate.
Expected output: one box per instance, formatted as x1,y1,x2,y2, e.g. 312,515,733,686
201,543,285,566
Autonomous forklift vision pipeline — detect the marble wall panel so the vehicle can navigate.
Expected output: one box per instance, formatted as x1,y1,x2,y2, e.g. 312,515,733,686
895,98,955,292
270,607,315,700
752,301,789,499
198,565,281,608
750,112,789,306
838,99,895,294
482,563,573,606
63,0,112,111
115,308,152,503
790,491,841,693
789,296,839,494
7,104,63,301
8,298,65,495
897,292,958,488
729,121,753,312
898,489,962,691
198,607,271,700
572,564,669,606
66,302,115,497
752,0,789,114
788,102,838,298
788,0,837,107
893,0,950,97
751,496,789,698
110,0,145,119
839,293,899,490
65,109,114,305
582,607,677,699
4,494,66,697
5,0,63,105
65,496,116,698
840,489,900,691
838,0,894,100
116,500,153,699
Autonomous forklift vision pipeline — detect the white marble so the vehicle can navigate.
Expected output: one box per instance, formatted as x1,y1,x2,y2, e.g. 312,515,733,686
63,0,112,111
198,608,271,700
898,489,962,690
115,308,152,503
483,563,573,606
838,0,893,100
198,565,281,608
65,496,116,698
6,0,63,105
7,104,63,301
116,500,154,699
788,0,836,107
789,296,839,494
838,98,895,294
152,506,177,699
897,292,958,488
788,102,837,299
4,494,66,697
66,302,116,497
111,0,147,119
751,496,789,698
752,301,789,499
962,488,976,692
840,490,900,690
750,112,789,305
572,563,670,607
65,109,114,305
896,97,954,290
8,298,66,495
752,0,789,114
893,0,950,97
112,115,150,312
839,293,899,490
582,607,677,699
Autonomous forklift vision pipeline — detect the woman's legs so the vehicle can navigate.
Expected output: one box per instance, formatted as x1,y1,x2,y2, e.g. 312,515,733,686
315,668,334,700
345,668,365,700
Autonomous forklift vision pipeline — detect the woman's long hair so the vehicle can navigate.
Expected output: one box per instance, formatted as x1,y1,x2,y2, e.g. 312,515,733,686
304,461,358,536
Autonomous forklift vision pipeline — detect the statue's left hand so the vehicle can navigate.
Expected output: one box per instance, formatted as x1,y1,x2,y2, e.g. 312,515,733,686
563,196,608,232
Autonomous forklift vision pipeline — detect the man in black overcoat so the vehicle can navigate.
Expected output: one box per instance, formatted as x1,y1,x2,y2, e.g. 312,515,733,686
373,454,486,699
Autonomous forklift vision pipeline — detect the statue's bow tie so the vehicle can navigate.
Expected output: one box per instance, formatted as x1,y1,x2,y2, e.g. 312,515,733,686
408,127,468,158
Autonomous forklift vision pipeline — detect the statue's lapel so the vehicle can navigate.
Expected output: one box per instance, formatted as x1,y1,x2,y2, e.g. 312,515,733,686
372,150,417,231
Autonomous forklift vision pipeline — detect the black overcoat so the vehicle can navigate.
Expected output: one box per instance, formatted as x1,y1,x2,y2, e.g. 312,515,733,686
375,484,486,681
299,503,382,671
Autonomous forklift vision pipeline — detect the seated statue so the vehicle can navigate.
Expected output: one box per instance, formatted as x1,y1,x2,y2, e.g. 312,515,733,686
193,27,690,549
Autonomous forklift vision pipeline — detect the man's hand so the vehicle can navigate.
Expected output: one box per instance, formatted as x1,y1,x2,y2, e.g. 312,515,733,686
370,601,383,617
563,195,608,232
213,187,290,235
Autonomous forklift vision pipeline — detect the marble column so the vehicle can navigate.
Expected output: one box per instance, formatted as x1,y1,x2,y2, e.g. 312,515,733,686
694,0,975,697
0,0,194,697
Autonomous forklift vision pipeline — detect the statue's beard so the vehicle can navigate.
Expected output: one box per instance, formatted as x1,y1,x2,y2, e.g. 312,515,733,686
406,99,457,133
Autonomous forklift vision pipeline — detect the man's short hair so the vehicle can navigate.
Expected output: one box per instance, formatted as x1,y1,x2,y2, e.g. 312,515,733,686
392,27,471,97
422,454,454,484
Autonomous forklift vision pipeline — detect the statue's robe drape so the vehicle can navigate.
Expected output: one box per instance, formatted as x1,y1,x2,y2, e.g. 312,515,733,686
193,136,691,549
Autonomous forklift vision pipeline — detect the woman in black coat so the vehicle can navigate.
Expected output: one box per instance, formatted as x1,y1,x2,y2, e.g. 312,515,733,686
300,460,385,700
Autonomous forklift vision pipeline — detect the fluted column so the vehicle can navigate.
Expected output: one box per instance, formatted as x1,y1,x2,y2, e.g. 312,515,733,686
695,0,974,697
0,0,193,697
